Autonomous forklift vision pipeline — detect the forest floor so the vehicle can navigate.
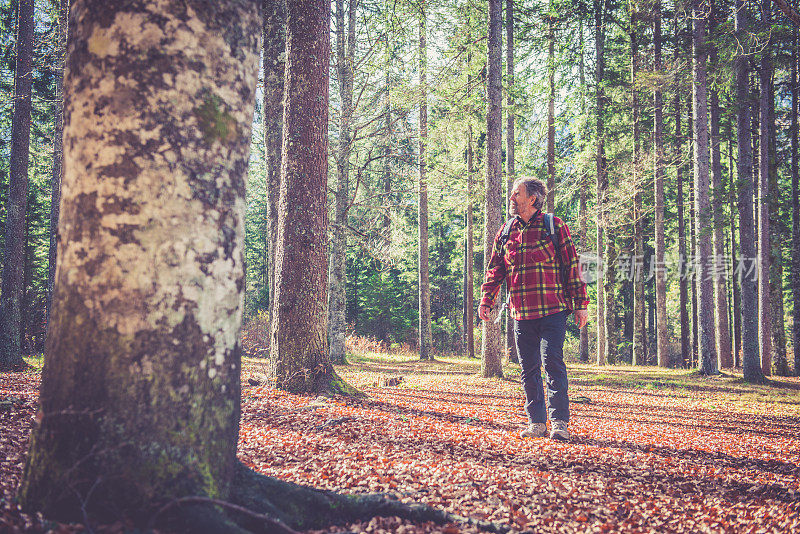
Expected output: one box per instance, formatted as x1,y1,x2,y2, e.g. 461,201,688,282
2,345,800,533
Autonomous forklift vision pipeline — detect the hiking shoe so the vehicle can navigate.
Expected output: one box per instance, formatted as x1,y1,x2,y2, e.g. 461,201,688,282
550,420,570,441
521,422,548,438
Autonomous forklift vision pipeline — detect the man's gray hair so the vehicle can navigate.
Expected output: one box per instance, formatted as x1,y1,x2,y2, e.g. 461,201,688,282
513,176,547,210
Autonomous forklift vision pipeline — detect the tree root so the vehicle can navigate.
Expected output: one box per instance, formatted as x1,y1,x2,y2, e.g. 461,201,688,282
315,369,366,398
155,462,512,533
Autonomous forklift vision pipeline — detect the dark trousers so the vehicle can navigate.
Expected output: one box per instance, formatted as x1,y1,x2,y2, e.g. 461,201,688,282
514,310,569,424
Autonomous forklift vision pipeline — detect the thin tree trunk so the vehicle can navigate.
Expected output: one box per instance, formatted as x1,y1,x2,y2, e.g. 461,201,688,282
466,123,475,359
19,0,262,518
675,7,690,369
46,0,68,333
654,0,668,367
0,0,34,372
709,4,732,369
418,0,433,361
769,63,789,376
595,0,608,366
546,4,555,213
692,0,717,375
482,0,504,378
604,232,618,365
758,0,773,377
505,0,518,364
383,26,392,240
736,0,763,383
329,0,357,365
688,91,699,369
262,0,286,355
728,137,742,367
793,26,800,376
630,3,645,366
578,16,590,363
270,0,358,395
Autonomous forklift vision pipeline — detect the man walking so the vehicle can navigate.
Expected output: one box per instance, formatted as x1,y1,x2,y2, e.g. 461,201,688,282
479,177,588,440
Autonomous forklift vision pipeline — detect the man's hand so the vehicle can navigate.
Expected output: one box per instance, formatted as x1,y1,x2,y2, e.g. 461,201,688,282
478,304,492,322
574,309,588,329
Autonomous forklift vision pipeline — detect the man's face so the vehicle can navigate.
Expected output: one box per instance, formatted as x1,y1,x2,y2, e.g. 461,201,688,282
509,182,534,217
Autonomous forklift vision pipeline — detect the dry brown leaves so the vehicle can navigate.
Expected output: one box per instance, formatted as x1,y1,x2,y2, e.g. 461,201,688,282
3,360,800,533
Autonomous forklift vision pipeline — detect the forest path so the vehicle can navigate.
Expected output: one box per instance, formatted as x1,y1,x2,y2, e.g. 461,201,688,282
2,354,799,532
241,354,800,533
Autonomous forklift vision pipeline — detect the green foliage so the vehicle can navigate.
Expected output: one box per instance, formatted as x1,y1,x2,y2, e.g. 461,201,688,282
1,0,59,353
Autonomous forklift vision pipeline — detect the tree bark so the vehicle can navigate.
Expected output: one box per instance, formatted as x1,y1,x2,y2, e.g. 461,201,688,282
46,0,68,334
546,3,556,213
418,0,433,361
654,0,668,367
692,0,717,375
675,8,690,369
383,26,392,241
270,0,358,395
329,0,357,365
769,60,789,376
482,0,504,378
758,0,773,376
0,0,34,372
728,137,741,367
689,98,698,368
578,16,590,363
263,0,286,355
505,0,518,364
736,0,763,383
793,26,800,376
630,3,646,366
708,4,732,369
595,0,608,366
465,123,476,359
18,0,261,520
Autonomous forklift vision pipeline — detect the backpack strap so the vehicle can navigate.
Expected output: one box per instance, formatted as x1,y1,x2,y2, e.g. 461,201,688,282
498,217,516,248
543,213,568,288
542,213,560,252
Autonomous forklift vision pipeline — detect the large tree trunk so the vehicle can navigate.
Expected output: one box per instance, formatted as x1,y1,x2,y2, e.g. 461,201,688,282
18,0,261,520
329,0,357,365
418,0,433,361
692,0,717,375
595,0,608,366
263,0,286,355
505,0,518,364
46,0,68,333
630,3,646,366
482,0,504,378
0,0,34,372
737,0,763,383
708,5,732,369
758,0,773,377
793,26,800,376
546,4,555,213
654,0,668,367
269,0,357,395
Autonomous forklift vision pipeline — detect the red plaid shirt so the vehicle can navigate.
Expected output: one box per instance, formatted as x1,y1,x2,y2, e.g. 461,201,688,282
480,210,589,320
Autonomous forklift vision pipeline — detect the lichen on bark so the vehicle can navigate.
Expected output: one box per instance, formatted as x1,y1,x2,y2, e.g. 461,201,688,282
19,0,262,522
